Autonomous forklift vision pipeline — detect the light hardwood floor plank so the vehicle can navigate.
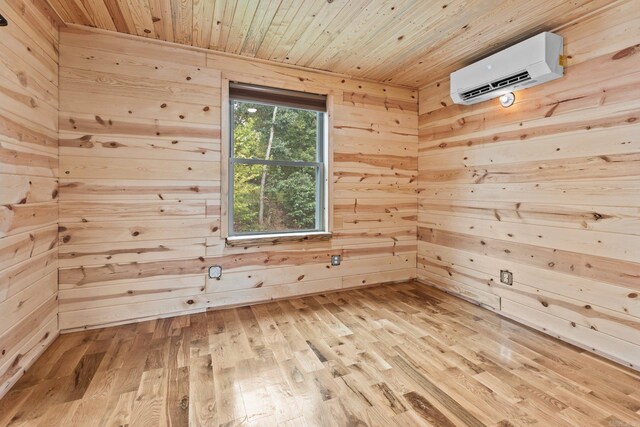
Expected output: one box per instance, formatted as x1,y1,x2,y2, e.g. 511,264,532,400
2,281,639,426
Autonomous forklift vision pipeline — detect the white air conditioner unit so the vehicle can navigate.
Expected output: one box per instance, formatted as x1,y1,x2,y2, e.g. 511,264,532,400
450,32,564,105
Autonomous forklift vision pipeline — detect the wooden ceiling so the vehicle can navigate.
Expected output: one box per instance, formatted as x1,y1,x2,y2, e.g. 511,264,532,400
47,0,617,87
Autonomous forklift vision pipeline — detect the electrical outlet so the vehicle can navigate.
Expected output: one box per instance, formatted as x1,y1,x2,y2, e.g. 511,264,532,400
500,270,513,286
208,265,222,279
331,255,341,266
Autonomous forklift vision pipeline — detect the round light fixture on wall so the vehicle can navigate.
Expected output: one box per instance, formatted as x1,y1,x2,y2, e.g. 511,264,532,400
247,107,257,113
499,92,515,108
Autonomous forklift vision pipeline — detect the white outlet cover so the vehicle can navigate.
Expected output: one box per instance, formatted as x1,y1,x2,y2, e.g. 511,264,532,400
500,270,513,285
209,265,222,279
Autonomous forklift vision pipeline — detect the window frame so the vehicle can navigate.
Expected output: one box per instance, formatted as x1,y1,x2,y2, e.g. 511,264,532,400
227,85,329,239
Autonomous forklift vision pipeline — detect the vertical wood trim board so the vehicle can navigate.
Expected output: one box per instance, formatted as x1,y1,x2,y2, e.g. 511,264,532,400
57,25,419,332
416,0,640,369
0,0,60,398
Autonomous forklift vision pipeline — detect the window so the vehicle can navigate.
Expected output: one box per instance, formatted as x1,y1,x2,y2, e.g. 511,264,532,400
228,83,328,237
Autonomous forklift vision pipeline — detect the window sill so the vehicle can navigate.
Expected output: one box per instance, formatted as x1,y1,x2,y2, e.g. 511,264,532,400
225,231,332,247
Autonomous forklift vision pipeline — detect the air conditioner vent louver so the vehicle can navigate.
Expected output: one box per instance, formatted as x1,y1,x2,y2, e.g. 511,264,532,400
460,84,492,100
461,71,531,101
492,70,531,89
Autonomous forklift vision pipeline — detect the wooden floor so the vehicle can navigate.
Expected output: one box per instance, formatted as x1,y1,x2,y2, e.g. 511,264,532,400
1,282,639,427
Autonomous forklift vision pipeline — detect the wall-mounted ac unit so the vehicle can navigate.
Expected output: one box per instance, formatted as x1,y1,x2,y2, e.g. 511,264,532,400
450,32,564,105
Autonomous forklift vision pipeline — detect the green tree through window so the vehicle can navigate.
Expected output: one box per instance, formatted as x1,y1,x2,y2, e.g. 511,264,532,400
229,92,326,235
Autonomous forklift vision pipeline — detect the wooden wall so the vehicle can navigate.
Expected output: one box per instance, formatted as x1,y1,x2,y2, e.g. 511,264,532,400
0,0,60,397
417,0,640,369
57,25,418,331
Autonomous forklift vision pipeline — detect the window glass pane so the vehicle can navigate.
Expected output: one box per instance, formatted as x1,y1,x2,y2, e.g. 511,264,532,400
232,101,319,162
232,164,318,234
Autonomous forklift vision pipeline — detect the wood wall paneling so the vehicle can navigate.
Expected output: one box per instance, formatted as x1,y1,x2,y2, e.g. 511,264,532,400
416,2,640,369
57,25,418,332
0,0,60,399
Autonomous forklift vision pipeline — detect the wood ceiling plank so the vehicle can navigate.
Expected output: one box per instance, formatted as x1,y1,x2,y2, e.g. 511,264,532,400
291,0,373,67
352,0,478,80
104,0,138,35
239,0,283,57
192,0,216,48
29,3,63,31
281,0,352,66
253,0,302,60
306,0,401,71
265,0,326,62
100,0,130,33
126,0,157,39
208,0,226,49
391,0,619,85
47,0,93,26
80,0,117,31
148,0,175,42
331,4,442,77
561,0,640,66
217,0,238,50
171,0,193,45
45,0,624,87
389,0,550,83
224,0,260,54
325,0,439,74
